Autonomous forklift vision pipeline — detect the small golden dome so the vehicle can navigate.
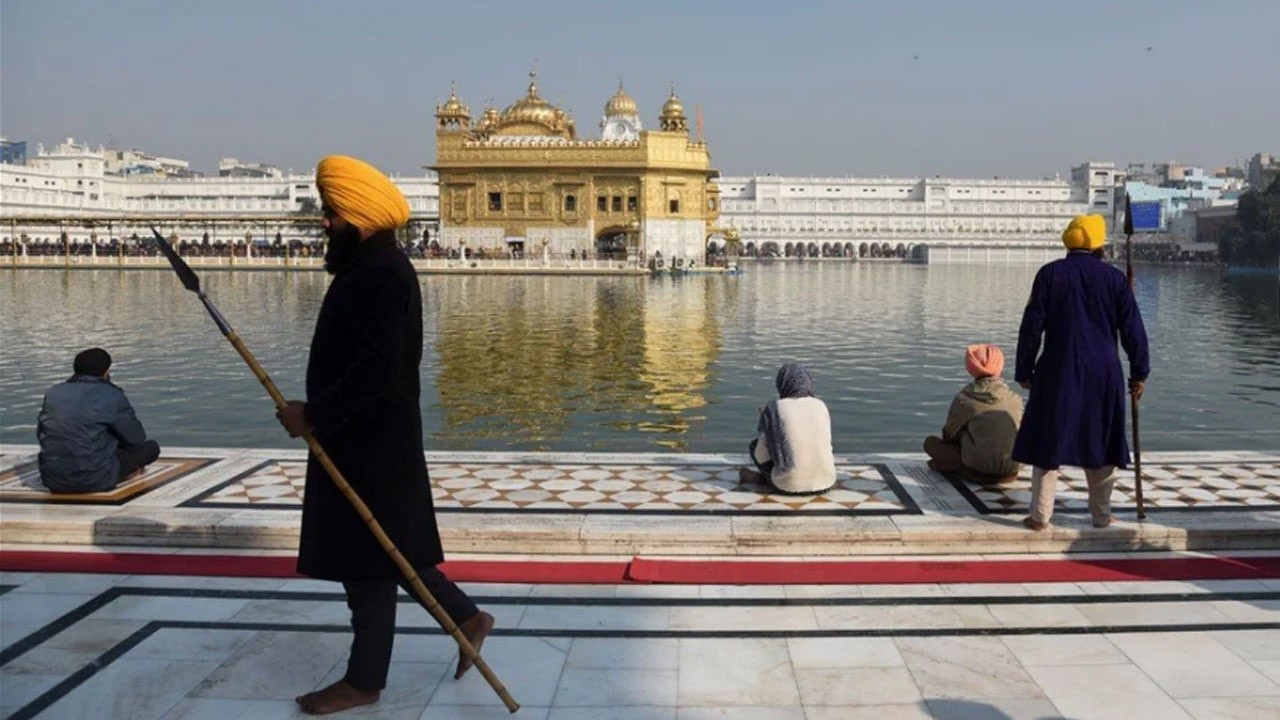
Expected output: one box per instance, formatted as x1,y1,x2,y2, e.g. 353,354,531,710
661,87,685,118
436,83,469,118
659,84,689,133
604,82,639,117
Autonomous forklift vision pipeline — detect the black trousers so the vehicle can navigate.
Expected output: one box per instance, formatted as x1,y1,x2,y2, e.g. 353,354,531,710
117,440,161,481
342,565,479,691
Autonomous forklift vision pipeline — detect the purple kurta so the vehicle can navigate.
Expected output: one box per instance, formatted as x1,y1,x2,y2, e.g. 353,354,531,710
1012,252,1150,470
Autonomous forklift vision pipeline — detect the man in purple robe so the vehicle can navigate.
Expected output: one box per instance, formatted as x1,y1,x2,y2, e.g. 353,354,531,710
1012,214,1150,530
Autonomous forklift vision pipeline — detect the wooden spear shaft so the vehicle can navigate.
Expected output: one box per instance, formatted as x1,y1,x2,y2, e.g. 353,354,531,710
1123,195,1146,520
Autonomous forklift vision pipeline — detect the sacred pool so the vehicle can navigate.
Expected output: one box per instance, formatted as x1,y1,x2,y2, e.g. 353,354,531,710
1,263,1278,453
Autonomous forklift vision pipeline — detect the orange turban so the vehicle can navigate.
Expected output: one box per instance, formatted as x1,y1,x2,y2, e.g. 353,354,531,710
1062,214,1107,251
965,344,1005,379
315,155,410,232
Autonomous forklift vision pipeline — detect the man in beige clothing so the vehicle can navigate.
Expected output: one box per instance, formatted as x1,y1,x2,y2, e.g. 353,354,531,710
924,344,1023,484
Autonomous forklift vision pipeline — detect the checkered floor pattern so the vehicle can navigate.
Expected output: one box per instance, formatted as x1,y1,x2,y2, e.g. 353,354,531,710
948,462,1280,514
189,460,914,514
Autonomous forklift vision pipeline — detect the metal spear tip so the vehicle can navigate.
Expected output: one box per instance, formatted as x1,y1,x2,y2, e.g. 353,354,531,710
149,225,202,293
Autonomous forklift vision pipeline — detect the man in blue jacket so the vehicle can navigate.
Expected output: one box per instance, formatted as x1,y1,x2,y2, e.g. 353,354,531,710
37,348,160,492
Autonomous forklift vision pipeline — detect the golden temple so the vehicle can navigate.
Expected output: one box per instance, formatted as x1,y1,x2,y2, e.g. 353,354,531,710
432,74,721,266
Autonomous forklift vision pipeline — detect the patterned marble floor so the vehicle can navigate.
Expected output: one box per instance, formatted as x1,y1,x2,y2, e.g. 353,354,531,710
183,459,917,515
5,446,1280,556
1,564,1279,720
4,445,1279,518
946,462,1280,515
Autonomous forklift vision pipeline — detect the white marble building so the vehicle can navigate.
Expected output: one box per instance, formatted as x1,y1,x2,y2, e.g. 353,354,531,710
716,162,1117,263
2,138,1117,262
0,138,439,244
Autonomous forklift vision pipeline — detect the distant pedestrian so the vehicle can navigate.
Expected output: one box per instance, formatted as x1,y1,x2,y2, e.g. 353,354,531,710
739,363,837,494
923,344,1022,484
1013,215,1149,530
37,348,160,493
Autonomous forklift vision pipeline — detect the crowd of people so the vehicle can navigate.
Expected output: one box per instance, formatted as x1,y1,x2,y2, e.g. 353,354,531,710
0,236,634,262
30,154,1150,715
0,235,329,258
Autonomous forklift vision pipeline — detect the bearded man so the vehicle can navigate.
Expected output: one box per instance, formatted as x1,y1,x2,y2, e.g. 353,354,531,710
276,155,493,715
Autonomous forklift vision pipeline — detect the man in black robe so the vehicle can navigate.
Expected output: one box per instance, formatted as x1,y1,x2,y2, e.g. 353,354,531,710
277,155,493,715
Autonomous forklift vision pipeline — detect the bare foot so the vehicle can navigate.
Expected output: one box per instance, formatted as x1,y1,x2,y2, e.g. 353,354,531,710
454,611,495,680
738,467,764,485
1022,516,1048,532
1093,515,1113,528
296,680,379,715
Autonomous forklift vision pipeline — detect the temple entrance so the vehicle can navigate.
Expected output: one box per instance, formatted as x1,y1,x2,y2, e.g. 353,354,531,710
595,226,630,260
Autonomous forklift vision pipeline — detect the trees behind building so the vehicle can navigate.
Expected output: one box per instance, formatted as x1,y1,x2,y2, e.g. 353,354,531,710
1220,177,1280,268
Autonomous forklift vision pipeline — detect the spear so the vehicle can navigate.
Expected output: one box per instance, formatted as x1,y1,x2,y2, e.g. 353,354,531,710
1123,196,1146,520
147,227,519,713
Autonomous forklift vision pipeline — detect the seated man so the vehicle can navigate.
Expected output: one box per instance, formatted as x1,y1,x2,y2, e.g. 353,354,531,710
923,344,1022,484
37,348,160,493
739,363,837,494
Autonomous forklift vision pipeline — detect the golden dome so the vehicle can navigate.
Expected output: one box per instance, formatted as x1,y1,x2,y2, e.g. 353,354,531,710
661,87,685,118
436,83,469,118
494,72,575,137
659,85,689,133
501,75,557,125
604,82,639,117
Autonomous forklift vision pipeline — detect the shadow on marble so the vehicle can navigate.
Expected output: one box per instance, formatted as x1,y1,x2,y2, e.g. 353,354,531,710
926,698,1075,720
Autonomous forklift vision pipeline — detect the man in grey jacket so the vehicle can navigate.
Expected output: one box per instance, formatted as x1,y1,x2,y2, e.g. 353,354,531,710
37,348,160,493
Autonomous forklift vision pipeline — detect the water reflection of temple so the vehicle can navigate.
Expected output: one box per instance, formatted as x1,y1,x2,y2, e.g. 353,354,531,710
428,276,722,450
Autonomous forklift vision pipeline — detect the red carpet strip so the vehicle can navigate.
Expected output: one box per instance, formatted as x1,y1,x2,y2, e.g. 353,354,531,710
0,551,631,584
3,550,1279,585
626,556,1280,585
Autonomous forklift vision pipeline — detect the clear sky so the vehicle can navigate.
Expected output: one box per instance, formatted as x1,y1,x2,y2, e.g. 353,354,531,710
2,0,1276,179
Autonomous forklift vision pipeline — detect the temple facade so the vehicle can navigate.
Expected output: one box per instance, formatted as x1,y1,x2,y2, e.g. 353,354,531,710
431,74,722,266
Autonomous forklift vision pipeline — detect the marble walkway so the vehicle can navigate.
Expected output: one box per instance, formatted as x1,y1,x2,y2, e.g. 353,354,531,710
3,445,1280,555
2,551,1280,720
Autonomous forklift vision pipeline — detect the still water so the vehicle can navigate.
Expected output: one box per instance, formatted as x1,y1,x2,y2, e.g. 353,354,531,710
2,263,1278,453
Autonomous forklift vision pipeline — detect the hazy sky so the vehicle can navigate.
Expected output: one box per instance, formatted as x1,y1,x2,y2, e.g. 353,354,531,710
2,0,1276,179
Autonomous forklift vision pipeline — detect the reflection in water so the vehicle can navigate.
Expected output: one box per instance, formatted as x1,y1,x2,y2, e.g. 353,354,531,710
428,276,722,450
1,264,1277,452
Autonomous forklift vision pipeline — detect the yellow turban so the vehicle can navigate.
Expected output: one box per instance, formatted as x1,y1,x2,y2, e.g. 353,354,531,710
315,155,410,232
1061,214,1106,251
